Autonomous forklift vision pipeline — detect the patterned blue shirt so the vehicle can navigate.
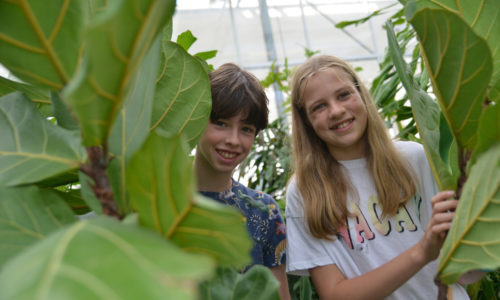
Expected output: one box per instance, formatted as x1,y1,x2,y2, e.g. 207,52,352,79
200,179,286,270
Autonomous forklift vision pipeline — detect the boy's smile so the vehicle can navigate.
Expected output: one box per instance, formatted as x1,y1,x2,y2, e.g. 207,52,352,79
196,112,256,177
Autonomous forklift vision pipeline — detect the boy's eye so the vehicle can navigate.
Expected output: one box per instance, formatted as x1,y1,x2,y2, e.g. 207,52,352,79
242,125,256,134
213,120,226,127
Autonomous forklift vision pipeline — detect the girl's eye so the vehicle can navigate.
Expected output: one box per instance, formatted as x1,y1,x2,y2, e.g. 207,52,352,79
312,103,326,112
338,91,351,100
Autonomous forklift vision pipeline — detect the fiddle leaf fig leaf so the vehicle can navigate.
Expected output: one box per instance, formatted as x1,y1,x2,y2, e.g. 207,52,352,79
150,40,211,149
0,217,215,300
468,103,500,169
407,0,500,89
438,143,500,284
386,21,457,190
0,0,86,90
408,8,492,149
0,185,77,269
63,0,175,146
127,133,252,268
107,36,161,213
0,92,86,187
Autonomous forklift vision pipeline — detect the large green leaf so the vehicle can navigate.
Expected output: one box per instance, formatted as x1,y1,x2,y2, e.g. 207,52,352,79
107,36,161,213
127,133,252,267
386,21,457,190
438,143,500,284
63,0,175,146
0,185,77,268
200,266,279,300
0,92,86,187
0,0,85,90
0,216,215,299
150,40,211,149
407,0,500,90
408,8,492,150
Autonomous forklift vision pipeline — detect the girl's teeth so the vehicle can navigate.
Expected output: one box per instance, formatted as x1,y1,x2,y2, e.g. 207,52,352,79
336,120,350,129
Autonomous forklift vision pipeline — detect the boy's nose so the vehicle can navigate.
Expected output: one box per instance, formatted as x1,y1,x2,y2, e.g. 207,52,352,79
225,129,240,145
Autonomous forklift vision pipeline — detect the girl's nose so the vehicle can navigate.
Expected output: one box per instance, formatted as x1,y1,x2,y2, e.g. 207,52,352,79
328,101,345,117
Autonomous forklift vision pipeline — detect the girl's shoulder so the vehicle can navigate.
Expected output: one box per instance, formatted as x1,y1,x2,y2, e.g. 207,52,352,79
393,140,426,161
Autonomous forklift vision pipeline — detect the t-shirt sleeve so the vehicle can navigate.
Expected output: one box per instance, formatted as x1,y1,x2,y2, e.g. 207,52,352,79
262,195,287,268
285,178,341,276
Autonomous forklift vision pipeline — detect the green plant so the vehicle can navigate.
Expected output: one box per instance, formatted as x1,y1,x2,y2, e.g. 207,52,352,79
386,0,500,297
0,1,279,299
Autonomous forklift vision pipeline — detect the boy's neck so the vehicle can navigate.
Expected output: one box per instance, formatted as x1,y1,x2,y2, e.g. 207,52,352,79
194,158,233,192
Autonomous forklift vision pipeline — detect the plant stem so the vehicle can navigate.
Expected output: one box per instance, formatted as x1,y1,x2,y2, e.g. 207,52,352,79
81,146,122,220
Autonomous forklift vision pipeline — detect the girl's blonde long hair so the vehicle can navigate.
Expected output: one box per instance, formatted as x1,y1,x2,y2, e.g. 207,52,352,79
290,55,416,240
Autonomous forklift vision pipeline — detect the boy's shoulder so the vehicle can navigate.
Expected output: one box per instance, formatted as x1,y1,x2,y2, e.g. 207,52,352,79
232,180,275,205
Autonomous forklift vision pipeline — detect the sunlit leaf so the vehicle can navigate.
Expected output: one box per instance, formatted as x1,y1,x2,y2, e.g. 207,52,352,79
200,266,279,300
150,40,211,149
408,8,491,150
176,30,196,51
0,185,76,268
438,143,500,284
107,36,161,213
0,216,215,300
386,21,457,190
63,0,175,146
127,133,251,268
0,0,86,90
0,92,86,187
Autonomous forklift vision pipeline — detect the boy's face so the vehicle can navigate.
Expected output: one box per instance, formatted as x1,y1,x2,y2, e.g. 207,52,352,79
196,112,256,175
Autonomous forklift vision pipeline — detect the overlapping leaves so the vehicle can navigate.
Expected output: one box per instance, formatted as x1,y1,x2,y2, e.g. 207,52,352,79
63,0,175,146
438,143,500,284
0,217,214,300
408,8,491,150
0,0,85,90
127,133,252,268
0,92,86,186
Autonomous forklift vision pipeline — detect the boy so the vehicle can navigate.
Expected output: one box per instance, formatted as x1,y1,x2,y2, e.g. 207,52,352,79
195,63,290,300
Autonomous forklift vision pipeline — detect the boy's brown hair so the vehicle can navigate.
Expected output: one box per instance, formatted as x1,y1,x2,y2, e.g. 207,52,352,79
209,63,269,134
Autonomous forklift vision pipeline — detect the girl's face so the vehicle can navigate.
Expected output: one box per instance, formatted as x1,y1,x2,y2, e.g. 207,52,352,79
302,68,368,160
196,112,256,175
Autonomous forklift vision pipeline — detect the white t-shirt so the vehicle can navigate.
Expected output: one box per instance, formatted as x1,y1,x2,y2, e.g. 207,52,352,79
286,141,469,300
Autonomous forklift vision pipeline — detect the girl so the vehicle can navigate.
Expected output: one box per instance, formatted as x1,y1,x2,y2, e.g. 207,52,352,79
285,55,476,299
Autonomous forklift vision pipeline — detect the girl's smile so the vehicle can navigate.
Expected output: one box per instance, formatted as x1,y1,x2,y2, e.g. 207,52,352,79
302,67,368,160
